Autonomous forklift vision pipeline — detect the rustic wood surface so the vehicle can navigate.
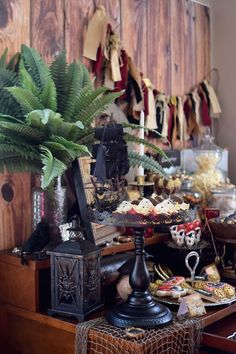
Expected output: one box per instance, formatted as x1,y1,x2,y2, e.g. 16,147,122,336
65,0,95,64
31,0,64,64
195,3,210,83
0,0,30,58
121,0,147,75
0,172,32,250
0,0,210,250
0,251,50,311
147,0,171,93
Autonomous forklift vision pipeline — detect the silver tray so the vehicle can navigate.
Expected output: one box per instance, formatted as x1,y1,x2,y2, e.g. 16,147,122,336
153,294,236,307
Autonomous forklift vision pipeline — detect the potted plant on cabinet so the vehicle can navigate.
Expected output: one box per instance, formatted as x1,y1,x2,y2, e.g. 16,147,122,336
0,45,166,187
0,45,167,240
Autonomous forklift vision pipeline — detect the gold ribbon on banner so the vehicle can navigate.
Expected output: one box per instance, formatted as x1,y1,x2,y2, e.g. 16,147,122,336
143,78,157,130
177,95,188,143
110,33,122,82
83,6,107,61
203,79,222,117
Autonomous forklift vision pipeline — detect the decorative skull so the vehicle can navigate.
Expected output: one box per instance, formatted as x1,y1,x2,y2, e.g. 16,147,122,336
192,220,201,244
175,224,185,247
176,224,185,238
176,236,185,247
185,223,196,248
170,225,178,242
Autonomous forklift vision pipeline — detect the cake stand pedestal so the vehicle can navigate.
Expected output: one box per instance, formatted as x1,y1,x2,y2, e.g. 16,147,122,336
107,226,173,329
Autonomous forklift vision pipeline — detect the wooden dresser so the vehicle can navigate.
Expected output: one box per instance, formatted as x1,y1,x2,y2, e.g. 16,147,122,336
1,250,236,354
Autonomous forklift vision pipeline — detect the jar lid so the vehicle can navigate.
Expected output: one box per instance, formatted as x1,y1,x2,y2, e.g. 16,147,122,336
194,128,223,154
211,186,236,194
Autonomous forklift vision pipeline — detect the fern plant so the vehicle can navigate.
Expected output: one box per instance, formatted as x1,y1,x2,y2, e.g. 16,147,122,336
0,45,167,187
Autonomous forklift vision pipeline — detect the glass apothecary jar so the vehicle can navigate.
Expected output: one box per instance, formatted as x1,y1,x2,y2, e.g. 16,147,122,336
179,177,203,208
209,187,236,218
192,130,225,199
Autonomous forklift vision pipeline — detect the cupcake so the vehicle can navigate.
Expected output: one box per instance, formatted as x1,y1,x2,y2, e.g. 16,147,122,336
115,201,133,213
138,198,154,211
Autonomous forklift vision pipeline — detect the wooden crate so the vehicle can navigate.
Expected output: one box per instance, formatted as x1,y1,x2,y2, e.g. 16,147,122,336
0,251,50,312
0,172,32,250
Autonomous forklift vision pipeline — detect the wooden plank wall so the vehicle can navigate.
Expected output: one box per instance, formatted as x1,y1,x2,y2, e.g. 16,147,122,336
0,0,210,250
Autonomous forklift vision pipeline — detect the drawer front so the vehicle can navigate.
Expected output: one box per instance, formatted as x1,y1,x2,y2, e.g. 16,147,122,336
202,332,236,354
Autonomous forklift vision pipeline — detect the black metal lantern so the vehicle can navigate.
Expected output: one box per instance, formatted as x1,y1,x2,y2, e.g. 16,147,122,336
47,216,102,320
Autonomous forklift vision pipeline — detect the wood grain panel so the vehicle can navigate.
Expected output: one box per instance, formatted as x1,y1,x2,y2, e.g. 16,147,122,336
195,3,210,83
184,0,196,91
170,0,186,95
171,0,200,95
96,0,121,36
65,0,95,63
31,0,64,63
147,0,171,93
0,262,37,311
8,311,75,354
0,173,32,250
0,0,30,57
121,0,147,75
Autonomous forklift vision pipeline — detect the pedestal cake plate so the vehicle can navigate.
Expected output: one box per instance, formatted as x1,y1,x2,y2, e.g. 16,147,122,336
90,210,189,329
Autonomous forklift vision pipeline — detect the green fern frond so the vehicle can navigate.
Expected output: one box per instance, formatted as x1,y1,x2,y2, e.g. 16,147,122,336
39,79,57,111
0,113,24,124
123,122,170,144
0,89,24,119
62,61,83,121
55,121,83,141
79,91,122,126
26,109,62,128
78,130,95,146
0,48,8,68
51,135,90,159
128,151,166,176
43,141,73,165
124,133,168,159
7,87,44,114
0,68,19,87
0,155,41,173
7,52,20,71
21,44,50,90
50,50,67,115
40,146,67,188
72,84,93,116
19,60,39,96
73,86,107,117
81,64,92,89
122,122,150,131
0,143,39,160
0,121,45,144
26,109,82,140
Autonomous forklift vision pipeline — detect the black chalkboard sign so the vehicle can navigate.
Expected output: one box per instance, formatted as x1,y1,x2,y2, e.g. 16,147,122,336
157,150,181,168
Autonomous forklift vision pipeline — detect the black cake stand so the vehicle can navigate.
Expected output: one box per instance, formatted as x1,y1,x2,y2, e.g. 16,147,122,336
90,210,177,329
